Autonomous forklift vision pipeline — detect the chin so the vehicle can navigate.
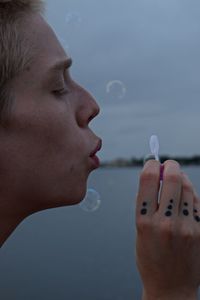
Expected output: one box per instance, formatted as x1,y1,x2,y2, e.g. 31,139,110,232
57,186,87,207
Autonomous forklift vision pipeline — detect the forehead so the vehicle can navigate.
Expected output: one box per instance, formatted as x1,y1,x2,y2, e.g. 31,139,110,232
25,14,69,74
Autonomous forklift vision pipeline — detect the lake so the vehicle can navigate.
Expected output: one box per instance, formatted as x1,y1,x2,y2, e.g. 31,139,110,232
1,167,200,300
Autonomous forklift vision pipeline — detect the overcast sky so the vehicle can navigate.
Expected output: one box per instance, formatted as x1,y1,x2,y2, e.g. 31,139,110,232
45,0,200,161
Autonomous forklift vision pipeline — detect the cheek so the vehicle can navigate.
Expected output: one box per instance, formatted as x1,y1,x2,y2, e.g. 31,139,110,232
8,97,87,167
2,111,60,174
64,132,90,181
11,104,73,155
0,99,90,207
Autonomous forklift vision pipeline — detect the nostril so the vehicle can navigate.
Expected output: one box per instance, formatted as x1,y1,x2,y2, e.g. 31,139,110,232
76,112,94,128
88,114,95,123
76,100,100,127
89,105,100,123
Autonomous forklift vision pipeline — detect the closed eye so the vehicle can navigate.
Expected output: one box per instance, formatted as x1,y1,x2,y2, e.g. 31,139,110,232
53,87,69,97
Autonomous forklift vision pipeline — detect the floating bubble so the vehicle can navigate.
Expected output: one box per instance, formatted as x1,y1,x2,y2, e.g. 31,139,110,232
143,154,156,165
106,80,126,100
79,188,101,212
65,11,82,26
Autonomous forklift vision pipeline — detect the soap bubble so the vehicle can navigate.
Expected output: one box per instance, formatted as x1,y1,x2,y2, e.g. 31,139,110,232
143,154,156,165
65,12,82,26
79,188,101,212
106,80,126,100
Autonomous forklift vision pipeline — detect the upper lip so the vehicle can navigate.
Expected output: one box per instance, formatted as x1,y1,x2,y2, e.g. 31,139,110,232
90,139,102,157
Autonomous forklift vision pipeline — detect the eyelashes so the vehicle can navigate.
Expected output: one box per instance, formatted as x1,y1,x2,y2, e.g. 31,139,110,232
52,69,71,97
52,87,69,97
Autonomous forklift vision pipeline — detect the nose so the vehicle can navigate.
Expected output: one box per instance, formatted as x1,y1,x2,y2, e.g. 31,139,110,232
76,85,100,128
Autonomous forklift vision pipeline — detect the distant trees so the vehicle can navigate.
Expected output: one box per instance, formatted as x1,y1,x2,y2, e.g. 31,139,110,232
100,155,200,167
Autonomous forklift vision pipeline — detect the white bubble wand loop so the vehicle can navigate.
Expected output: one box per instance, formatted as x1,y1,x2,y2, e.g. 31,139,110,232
149,135,160,161
149,134,163,182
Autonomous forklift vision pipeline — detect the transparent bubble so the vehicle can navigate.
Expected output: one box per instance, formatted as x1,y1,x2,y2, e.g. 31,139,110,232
79,188,101,212
106,80,126,100
65,12,82,26
143,153,156,165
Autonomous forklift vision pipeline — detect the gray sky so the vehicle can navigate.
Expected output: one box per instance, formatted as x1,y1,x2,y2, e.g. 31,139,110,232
45,0,200,161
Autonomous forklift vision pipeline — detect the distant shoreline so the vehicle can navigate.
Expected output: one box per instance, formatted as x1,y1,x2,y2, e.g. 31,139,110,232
100,155,200,167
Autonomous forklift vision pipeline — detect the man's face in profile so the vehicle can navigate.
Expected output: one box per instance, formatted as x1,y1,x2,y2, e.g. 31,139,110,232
0,13,100,216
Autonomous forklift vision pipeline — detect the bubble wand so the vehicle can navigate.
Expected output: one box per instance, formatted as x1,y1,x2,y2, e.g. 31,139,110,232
149,135,163,181
149,135,160,161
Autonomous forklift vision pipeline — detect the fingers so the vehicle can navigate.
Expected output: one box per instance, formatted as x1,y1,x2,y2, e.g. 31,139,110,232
136,163,200,295
178,172,194,221
193,189,200,223
136,158,200,224
180,174,200,225
158,160,182,217
136,160,161,218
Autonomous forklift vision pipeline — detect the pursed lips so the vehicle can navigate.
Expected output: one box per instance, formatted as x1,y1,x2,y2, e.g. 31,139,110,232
90,139,102,157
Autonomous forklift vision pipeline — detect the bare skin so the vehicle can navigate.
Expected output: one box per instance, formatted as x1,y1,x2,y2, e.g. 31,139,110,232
136,160,200,300
1,10,199,300
0,13,101,247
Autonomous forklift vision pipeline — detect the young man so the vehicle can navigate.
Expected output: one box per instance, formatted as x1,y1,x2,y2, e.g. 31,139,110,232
0,0,101,245
0,1,200,299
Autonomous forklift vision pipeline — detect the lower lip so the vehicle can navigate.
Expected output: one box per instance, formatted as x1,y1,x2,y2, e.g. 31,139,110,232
90,154,100,169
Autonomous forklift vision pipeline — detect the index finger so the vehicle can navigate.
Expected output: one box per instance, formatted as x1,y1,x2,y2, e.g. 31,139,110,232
136,160,161,219
158,160,182,217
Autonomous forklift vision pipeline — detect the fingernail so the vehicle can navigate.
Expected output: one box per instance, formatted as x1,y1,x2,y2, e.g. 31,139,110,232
143,154,156,165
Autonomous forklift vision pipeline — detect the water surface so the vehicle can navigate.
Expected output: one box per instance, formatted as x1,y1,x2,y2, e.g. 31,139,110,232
0,167,200,299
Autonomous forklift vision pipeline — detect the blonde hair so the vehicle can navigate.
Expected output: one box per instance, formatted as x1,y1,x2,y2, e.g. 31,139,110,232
0,0,44,126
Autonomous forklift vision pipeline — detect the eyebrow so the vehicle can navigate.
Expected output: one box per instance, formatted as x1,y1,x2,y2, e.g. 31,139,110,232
47,57,73,75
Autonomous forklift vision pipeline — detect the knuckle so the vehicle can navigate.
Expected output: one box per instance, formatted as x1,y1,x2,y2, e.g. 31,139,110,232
159,220,174,239
195,231,200,241
180,225,194,240
183,230,194,240
136,217,152,234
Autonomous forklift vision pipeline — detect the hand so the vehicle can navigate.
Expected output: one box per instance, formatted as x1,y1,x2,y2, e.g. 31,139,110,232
135,160,200,300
